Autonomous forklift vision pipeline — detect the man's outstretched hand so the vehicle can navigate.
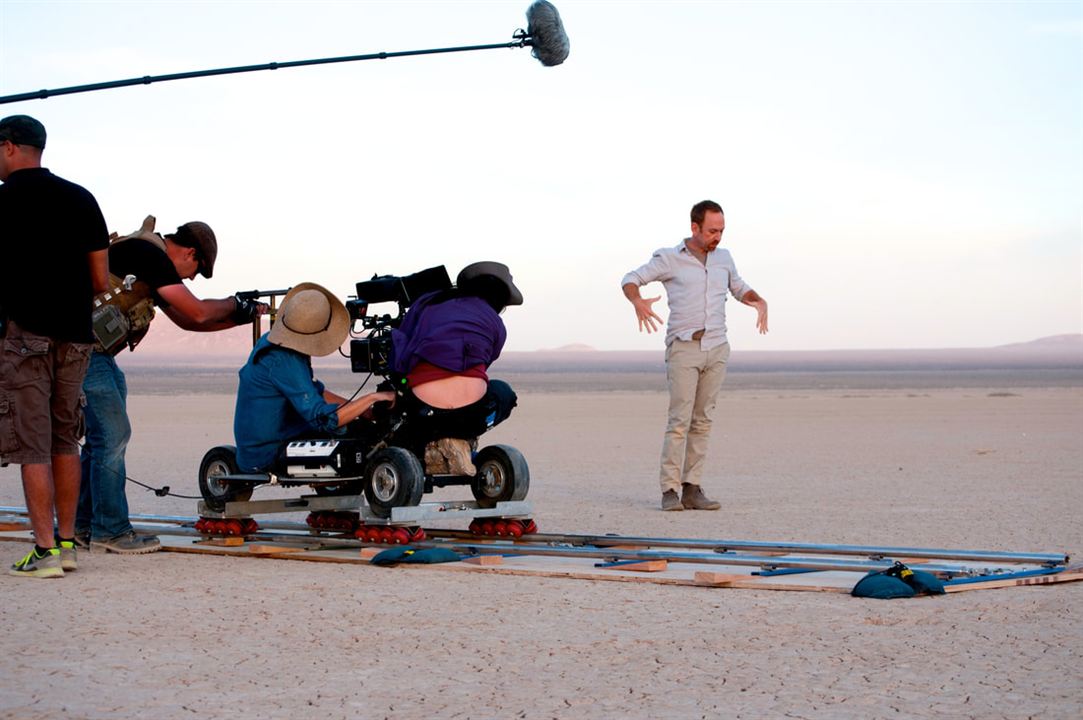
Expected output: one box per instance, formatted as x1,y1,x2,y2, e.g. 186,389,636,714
750,299,768,334
632,295,664,334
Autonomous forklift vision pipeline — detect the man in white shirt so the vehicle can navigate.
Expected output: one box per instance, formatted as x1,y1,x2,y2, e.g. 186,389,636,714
621,200,768,511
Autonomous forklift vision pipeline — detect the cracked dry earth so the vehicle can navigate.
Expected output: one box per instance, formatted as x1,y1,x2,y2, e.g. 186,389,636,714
2,387,1081,719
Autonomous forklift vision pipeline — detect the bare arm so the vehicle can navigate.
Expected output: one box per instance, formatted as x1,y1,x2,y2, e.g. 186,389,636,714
157,283,261,332
738,289,769,334
87,249,109,294
622,283,664,334
332,390,396,427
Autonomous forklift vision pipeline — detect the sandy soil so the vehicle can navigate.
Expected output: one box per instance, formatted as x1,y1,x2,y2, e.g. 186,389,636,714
1,385,1081,719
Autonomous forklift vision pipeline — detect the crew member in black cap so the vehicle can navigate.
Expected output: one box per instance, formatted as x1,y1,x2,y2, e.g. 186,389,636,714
0,114,110,578
76,213,267,554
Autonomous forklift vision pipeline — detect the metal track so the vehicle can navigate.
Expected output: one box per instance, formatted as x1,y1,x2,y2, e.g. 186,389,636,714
89,509,1068,566
430,528,1070,566
112,518,999,576
0,507,1069,577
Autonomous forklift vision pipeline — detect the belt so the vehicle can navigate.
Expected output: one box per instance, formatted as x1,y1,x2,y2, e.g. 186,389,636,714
691,329,705,341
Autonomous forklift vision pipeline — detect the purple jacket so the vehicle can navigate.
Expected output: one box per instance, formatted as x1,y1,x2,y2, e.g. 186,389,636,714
390,291,506,375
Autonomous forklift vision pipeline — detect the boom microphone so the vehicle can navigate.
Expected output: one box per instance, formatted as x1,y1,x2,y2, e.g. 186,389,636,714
0,1,570,106
524,1,571,67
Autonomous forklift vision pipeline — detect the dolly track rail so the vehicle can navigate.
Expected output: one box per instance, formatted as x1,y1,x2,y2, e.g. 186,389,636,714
106,510,1069,566
0,507,1069,577
430,528,1070,566
124,521,1027,577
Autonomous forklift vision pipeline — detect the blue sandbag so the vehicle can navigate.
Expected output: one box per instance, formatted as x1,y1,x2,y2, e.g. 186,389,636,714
851,572,916,599
905,568,946,595
370,546,462,566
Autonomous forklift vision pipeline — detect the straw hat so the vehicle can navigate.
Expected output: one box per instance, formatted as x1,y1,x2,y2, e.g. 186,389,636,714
268,282,350,357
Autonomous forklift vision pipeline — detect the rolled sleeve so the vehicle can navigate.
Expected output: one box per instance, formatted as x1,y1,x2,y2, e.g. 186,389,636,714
728,258,752,301
622,250,672,288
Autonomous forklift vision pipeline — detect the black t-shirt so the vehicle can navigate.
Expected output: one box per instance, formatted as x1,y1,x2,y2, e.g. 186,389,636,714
0,167,109,342
107,238,183,308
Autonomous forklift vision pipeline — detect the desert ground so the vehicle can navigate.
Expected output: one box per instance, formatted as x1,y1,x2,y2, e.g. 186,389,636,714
1,366,1081,719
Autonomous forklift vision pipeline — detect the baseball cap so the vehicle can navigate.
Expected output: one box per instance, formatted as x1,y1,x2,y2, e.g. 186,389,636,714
167,222,218,279
0,115,46,149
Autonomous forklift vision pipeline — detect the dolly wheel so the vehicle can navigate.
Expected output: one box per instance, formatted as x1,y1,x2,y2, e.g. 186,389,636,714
471,445,530,508
198,445,252,512
363,447,424,519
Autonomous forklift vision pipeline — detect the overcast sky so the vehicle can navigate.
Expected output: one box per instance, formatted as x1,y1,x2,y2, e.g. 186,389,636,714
2,0,1080,351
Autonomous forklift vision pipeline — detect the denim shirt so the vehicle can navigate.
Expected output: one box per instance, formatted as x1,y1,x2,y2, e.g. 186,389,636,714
234,334,342,471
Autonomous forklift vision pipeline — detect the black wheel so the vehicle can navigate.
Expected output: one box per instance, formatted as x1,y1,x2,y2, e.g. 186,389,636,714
363,447,424,519
471,444,530,508
198,445,252,512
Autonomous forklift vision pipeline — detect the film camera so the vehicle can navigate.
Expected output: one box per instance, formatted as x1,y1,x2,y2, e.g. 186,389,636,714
347,265,451,375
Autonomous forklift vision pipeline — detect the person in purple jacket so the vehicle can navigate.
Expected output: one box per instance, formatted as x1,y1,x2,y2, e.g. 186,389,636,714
390,261,523,475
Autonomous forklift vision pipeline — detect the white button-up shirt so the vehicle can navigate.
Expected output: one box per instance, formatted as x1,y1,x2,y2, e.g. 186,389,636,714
622,240,751,350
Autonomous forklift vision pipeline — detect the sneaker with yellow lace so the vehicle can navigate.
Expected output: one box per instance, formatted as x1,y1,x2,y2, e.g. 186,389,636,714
58,540,78,571
9,547,64,578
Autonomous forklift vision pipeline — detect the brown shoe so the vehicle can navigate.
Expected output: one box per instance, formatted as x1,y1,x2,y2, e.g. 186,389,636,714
431,437,476,476
423,442,451,474
681,483,721,511
661,490,683,511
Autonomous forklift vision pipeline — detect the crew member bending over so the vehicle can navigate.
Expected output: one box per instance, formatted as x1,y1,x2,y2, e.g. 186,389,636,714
77,217,266,554
390,261,523,475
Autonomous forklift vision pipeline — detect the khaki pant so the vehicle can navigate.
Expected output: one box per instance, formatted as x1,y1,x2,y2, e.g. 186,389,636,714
0,321,92,465
659,340,730,493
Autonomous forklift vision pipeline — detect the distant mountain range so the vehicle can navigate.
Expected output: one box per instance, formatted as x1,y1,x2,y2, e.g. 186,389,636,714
119,322,1082,372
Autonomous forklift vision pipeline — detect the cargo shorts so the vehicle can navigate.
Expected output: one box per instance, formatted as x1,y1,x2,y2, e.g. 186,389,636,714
0,321,92,465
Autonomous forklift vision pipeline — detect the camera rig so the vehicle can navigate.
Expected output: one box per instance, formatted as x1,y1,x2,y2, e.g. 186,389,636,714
346,265,451,375
197,262,531,531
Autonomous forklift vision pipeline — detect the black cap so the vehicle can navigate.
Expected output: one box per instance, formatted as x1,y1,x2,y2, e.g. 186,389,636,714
168,222,218,279
0,115,46,149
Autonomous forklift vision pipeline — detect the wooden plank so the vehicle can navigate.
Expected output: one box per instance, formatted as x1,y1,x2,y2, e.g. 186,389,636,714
156,543,859,592
196,537,245,547
599,559,668,573
463,555,504,566
359,547,383,561
247,543,304,555
694,571,751,587
0,522,26,532
152,535,1082,595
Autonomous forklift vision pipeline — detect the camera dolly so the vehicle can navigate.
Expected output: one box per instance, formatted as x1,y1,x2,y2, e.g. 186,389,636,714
198,265,534,541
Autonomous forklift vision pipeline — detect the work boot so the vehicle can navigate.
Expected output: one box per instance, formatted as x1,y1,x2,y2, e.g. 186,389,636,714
426,438,477,476
681,483,721,511
661,490,683,511
90,530,160,554
423,442,451,474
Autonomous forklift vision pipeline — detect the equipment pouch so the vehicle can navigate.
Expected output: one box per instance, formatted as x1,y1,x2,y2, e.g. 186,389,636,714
92,304,130,355
91,274,156,355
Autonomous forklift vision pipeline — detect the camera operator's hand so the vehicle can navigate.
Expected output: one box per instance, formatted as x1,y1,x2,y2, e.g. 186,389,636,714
230,294,268,325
